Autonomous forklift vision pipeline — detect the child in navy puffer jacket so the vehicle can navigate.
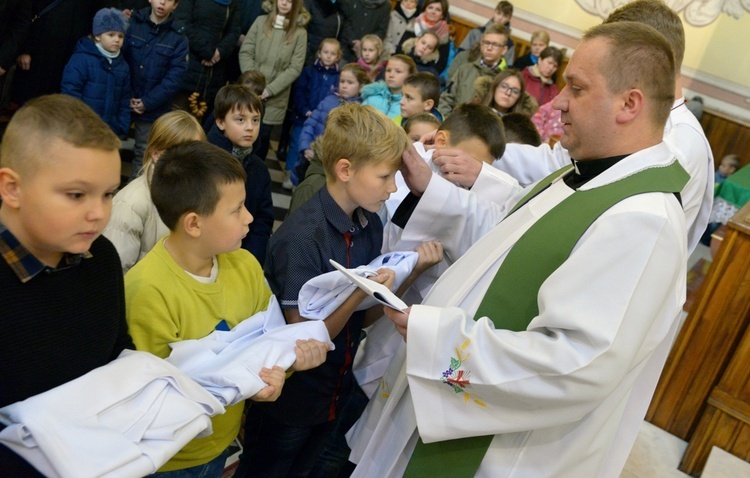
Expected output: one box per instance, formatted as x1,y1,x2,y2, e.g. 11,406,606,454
61,8,131,137
295,63,370,182
284,38,342,188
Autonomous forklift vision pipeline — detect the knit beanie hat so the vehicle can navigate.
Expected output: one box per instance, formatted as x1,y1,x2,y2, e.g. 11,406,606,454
92,8,128,36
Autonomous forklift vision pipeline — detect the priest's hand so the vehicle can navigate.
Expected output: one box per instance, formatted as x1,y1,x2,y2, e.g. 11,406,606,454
290,339,330,371
251,366,286,402
385,306,410,340
401,144,433,196
432,148,483,188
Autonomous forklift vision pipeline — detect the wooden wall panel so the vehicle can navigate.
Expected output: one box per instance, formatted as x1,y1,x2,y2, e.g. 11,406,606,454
647,205,750,440
700,110,750,168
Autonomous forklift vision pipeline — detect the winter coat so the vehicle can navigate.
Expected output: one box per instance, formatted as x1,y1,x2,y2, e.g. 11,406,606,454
173,0,241,99
299,93,362,154
123,8,189,123
303,0,345,65
239,6,309,125
438,58,505,117
206,124,274,265
102,174,169,275
61,37,131,136
361,80,402,118
384,4,417,55
288,154,326,215
292,60,339,126
400,37,441,81
522,66,559,107
339,0,390,62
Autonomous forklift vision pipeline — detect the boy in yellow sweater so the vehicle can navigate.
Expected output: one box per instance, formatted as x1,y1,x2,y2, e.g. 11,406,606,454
125,141,328,477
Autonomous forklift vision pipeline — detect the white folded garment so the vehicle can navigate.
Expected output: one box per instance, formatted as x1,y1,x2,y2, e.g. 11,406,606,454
167,296,333,406
0,350,224,478
298,251,418,320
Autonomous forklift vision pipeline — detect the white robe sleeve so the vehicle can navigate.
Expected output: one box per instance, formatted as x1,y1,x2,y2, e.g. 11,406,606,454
471,162,524,205
401,173,525,262
493,142,571,186
404,193,686,443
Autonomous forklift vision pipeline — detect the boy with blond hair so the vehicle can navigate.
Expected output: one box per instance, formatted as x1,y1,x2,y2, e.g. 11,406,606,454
0,94,133,475
239,103,440,477
125,141,328,477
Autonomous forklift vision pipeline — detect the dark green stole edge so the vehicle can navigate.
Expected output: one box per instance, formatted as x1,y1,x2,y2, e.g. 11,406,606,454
404,161,688,478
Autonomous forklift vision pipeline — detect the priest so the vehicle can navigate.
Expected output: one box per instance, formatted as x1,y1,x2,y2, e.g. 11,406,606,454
348,21,689,478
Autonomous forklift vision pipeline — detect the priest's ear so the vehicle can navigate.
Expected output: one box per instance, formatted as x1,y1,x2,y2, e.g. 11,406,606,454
615,88,645,125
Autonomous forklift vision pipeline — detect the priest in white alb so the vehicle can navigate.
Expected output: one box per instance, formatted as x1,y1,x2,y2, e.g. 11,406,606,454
347,21,690,478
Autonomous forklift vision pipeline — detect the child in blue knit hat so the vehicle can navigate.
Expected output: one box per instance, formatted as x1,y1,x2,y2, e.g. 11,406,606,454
61,8,132,138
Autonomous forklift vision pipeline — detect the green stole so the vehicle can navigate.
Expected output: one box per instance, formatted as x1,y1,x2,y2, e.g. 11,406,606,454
403,161,689,477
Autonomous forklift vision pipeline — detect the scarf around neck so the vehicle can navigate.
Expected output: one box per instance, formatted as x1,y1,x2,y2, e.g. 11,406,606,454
414,13,449,41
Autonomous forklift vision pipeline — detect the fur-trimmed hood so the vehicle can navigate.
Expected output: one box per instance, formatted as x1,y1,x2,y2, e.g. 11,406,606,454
262,0,311,27
401,37,440,64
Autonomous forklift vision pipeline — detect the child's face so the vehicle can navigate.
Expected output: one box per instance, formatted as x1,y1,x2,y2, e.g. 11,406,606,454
537,55,559,78
344,160,399,213
481,33,508,65
338,70,361,99
493,11,510,25
493,76,521,112
530,39,548,57
3,140,120,266
385,59,410,92
95,31,125,54
400,84,430,118
719,161,738,176
277,0,292,15
149,0,178,22
400,0,417,10
406,121,436,143
414,35,438,58
198,181,253,255
424,2,444,22
318,42,340,68
360,40,379,65
216,106,261,149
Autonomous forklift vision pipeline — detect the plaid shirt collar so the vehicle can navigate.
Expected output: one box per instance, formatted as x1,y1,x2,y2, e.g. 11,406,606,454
0,220,93,283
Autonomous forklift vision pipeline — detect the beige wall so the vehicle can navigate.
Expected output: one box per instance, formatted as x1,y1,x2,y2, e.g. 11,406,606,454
452,0,750,122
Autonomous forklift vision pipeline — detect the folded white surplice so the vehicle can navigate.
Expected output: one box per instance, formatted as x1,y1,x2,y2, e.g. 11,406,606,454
166,296,333,406
298,251,418,320
0,350,224,478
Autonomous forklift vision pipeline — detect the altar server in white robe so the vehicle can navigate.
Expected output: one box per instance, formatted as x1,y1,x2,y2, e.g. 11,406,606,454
348,22,689,478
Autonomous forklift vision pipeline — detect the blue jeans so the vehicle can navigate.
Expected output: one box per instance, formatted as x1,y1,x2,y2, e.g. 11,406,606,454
151,448,229,478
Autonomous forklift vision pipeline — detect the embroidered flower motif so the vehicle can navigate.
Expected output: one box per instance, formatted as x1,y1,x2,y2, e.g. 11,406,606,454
440,339,487,407
380,378,391,399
